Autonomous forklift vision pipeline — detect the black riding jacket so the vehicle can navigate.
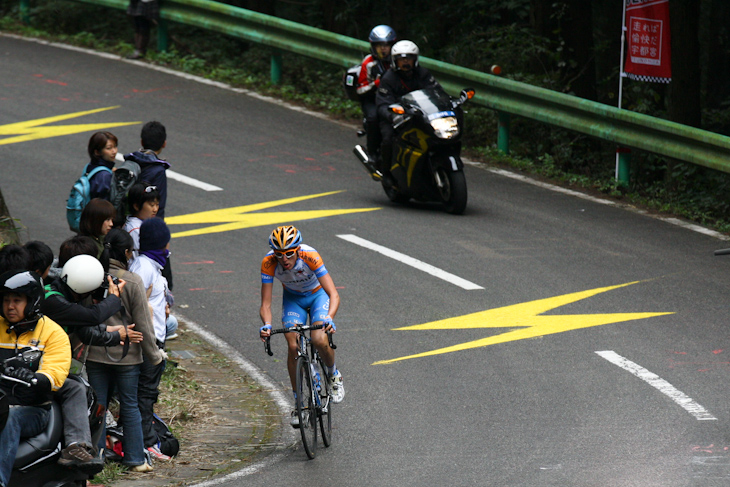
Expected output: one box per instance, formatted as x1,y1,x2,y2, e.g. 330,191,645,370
375,66,440,119
41,277,123,346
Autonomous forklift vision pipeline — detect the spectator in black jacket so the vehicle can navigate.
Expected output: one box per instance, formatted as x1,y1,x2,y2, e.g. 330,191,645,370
41,243,142,473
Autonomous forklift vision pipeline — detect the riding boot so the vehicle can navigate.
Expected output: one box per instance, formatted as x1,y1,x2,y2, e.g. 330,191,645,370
379,139,395,187
365,121,381,163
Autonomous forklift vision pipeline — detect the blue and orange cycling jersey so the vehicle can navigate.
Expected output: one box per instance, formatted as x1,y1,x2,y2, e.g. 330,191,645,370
260,244,329,296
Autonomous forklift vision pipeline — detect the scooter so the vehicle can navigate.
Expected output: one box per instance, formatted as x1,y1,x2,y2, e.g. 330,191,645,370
2,348,105,487
354,86,475,215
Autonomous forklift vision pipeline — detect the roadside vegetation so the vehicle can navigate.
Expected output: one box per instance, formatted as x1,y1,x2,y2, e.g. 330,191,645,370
2,0,730,234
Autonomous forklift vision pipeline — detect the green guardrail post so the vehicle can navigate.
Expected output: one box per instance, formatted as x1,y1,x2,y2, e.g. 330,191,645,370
497,111,510,155
157,19,169,52
615,147,631,185
271,50,282,84
20,0,30,24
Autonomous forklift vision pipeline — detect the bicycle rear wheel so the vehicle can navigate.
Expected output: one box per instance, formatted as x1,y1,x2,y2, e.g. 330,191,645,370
317,358,332,447
296,358,318,459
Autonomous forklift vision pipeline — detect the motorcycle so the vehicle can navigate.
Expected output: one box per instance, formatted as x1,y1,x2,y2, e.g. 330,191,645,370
354,86,475,215
2,348,105,487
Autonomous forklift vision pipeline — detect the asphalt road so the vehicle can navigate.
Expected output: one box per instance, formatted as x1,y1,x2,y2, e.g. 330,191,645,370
3,34,730,487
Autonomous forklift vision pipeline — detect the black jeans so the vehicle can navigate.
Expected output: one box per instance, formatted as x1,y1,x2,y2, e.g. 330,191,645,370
137,353,166,448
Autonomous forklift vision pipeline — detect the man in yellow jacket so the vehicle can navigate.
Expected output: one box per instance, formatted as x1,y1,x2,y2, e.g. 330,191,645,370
0,270,70,487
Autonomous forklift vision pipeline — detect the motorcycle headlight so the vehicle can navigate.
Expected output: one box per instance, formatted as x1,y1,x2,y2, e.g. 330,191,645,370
430,117,459,139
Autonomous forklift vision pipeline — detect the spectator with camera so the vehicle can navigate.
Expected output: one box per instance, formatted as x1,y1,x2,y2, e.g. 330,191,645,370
41,238,142,473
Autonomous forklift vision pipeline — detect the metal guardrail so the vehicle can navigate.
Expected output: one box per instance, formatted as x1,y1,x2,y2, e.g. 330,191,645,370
21,0,730,179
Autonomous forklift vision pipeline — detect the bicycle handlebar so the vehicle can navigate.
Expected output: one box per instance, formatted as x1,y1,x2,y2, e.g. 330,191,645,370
715,248,730,256
264,323,337,356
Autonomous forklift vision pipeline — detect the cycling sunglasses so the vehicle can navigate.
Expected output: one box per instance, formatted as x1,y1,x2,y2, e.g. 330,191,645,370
274,248,298,259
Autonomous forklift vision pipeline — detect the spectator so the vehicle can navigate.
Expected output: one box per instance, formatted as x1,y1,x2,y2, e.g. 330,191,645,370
86,229,164,472
23,241,54,283
85,132,119,201
123,182,160,259
0,245,31,275
125,122,170,219
78,198,115,259
128,217,171,457
42,252,142,474
126,0,159,59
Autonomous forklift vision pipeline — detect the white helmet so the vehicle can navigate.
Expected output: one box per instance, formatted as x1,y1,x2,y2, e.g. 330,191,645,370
391,40,419,70
61,254,105,294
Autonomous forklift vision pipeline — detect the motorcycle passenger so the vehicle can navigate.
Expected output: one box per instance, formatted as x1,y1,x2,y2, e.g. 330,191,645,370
258,226,344,427
376,40,441,184
0,270,71,487
356,25,397,167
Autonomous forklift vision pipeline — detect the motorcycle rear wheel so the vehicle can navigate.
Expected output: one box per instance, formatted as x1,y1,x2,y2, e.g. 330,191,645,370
438,169,467,214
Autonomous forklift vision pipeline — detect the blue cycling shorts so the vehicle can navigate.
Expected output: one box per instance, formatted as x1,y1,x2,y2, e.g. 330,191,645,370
281,288,330,327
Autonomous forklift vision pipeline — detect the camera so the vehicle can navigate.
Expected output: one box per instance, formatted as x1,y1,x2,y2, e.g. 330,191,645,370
92,274,120,301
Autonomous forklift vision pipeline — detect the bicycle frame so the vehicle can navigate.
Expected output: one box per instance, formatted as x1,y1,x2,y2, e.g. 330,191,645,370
264,322,336,458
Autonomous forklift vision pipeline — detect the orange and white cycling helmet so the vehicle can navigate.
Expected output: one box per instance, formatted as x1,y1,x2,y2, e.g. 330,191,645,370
269,225,302,251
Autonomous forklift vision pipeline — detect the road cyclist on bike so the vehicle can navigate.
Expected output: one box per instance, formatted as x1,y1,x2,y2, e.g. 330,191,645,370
259,226,344,427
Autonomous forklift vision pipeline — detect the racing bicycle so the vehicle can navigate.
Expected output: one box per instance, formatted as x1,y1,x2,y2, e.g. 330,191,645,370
265,323,336,459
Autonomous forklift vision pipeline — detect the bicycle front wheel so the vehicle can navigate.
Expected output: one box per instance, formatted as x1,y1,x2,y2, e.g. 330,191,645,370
296,358,318,459
317,358,332,447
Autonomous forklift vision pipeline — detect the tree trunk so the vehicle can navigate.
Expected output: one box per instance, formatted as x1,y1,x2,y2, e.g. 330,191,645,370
562,0,597,101
0,187,20,246
667,0,701,128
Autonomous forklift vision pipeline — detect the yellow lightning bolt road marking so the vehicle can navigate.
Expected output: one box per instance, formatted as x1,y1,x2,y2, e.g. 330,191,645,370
0,107,140,145
166,191,380,238
373,281,673,365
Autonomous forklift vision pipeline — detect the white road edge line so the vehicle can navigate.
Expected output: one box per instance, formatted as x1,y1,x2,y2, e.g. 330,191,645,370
336,234,484,290
166,170,223,191
595,350,716,421
177,314,297,486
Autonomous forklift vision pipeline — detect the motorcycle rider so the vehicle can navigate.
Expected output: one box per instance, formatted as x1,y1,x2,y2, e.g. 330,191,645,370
356,25,397,169
0,270,71,487
376,40,441,184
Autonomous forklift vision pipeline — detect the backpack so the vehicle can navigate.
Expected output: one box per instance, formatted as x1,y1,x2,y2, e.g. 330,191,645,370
152,412,180,457
65,164,112,233
342,64,362,101
109,158,141,227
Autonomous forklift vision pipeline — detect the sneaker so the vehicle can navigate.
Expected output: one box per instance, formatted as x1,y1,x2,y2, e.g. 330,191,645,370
330,370,345,403
290,409,300,429
166,332,179,340
58,442,105,474
130,461,154,472
147,445,171,461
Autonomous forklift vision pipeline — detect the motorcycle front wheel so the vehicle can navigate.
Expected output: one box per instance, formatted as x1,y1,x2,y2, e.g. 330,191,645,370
436,168,467,214
382,179,409,204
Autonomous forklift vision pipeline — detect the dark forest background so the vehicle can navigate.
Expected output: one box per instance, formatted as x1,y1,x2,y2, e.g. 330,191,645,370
3,0,730,230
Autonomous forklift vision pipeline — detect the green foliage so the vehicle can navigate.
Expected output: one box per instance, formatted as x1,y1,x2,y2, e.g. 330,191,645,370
2,0,730,234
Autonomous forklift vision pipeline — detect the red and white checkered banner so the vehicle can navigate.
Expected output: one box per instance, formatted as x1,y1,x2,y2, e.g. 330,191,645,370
623,0,671,83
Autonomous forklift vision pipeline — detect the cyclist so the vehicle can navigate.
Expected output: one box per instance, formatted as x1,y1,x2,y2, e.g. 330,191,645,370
258,226,344,427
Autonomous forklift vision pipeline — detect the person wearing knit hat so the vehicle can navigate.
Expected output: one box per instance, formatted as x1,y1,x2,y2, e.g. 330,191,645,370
129,218,172,458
